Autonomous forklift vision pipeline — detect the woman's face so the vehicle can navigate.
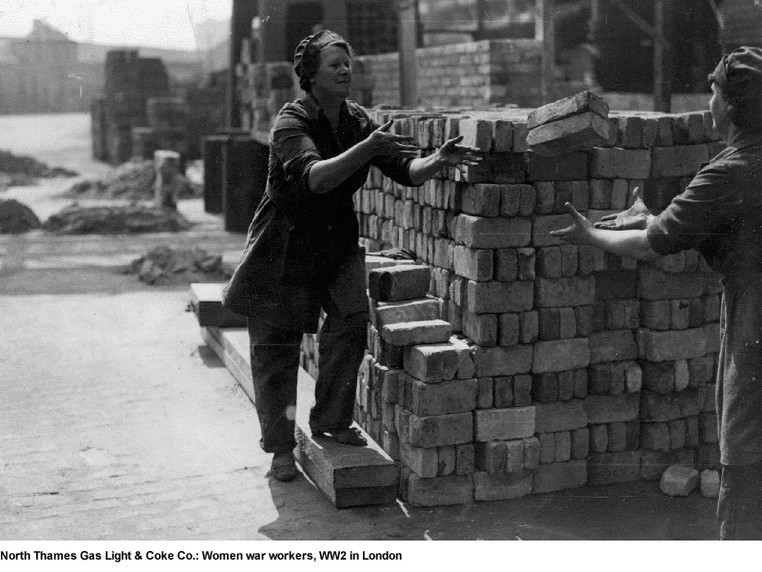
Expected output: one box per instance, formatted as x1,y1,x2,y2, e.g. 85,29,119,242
710,82,731,140
310,45,352,101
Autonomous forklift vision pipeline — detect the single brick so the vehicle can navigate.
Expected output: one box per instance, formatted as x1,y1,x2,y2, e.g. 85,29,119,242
523,436,541,469
460,183,501,217
637,328,707,362
527,111,610,156
527,151,589,181
473,344,534,377
477,377,494,409
607,422,627,452
517,248,536,280
453,245,493,281
462,311,498,346
701,469,720,498
373,298,441,329
572,427,590,459
369,264,431,302
498,313,520,346
493,376,513,408
408,375,478,416
456,443,475,475
534,399,588,433
605,299,639,330
669,418,687,450
450,336,476,379
590,147,651,179
585,393,640,424
403,343,459,383
554,431,572,462
500,184,535,217
520,311,539,344
535,276,596,307
381,319,453,346
588,329,638,363
527,90,610,129
537,247,562,279
467,280,534,313
454,214,532,248
532,372,559,403
513,374,533,407
638,267,704,300
406,411,474,448
400,441,439,478
539,432,556,464
494,248,518,281
660,464,699,497
475,406,536,441
539,307,560,340
438,445,456,476
557,370,576,401
533,338,591,373
589,424,608,453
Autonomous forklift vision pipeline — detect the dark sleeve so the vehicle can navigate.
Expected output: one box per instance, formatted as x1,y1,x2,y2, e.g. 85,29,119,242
365,114,417,187
647,162,742,255
270,105,321,195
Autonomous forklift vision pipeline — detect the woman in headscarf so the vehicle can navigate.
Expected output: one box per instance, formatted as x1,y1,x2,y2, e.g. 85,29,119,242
551,47,762,540
223,30,481,482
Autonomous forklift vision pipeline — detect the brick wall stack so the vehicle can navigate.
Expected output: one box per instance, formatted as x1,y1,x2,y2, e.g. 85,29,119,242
324,104,724,506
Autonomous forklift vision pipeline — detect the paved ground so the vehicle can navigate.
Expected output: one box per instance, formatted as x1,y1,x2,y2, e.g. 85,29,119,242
0,113,721,545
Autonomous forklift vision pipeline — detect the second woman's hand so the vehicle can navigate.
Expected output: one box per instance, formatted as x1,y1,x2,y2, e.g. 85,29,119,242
549,202,596,246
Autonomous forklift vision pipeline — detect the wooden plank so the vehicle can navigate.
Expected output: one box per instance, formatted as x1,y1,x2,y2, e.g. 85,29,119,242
189,283,248,328
202,325,399,508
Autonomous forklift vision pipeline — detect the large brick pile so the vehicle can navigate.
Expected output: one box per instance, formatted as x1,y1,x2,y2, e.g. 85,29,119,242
302,104,724,506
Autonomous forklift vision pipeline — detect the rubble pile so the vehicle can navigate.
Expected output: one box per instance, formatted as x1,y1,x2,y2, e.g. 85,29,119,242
0,149,78,180
44,204,191,234
65,159,201,201
124,245,231,285
0,198,41,233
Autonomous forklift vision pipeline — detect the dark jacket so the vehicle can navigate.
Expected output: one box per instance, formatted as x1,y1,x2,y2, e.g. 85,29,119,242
222,95,414,331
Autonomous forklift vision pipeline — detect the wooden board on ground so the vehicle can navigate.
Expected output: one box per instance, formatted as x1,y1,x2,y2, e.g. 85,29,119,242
190,283,248,328
201,325,399,508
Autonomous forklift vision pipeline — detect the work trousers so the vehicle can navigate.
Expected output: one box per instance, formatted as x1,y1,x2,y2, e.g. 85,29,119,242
247,290,367,455
718,460,762,539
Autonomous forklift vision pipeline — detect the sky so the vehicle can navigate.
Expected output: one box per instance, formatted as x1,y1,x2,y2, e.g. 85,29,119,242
0,0,233,51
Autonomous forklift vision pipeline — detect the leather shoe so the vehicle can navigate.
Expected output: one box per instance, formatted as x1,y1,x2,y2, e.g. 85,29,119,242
270,452,296,482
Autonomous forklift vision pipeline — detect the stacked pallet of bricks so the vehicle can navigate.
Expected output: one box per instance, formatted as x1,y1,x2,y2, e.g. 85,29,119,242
132,97,188,160
343,105,725,506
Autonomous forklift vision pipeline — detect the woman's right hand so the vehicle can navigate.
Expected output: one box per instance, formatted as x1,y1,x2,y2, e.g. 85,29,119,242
593,187,653,230
365,120,420,158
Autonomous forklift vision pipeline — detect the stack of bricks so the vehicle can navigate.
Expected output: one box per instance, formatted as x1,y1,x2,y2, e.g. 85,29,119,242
132,97,188,160
346,103,724,505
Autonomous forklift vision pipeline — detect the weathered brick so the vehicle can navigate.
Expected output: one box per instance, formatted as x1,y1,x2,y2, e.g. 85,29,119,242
369,264,431,302
535,276,596,307
381,319,453,346
559,244,578,277
537,246,562,279
454,214,531,248
520,311,539,344
467,280,534,313
533,338,590,373
527,111,610,156
532,372,558,403
475,406,536,441
513,374,533,406
462,311,498,346
572,427,590,459
473,470,532,501
669,418,687,450
400,441,439,478
534,399,588,433
438,445,456,476
585,393,640,424
589,424,608,453
539,432,555,464
456,443,475,475
641,361,676,394
557,370,576,401
587,451,640,486
498,313,520,346
473,344,533,377
640,300,671,331
406,411,473,448
554,431,572,462
517,248,536,280
590,148,651,179
660,464,699,497
605,299,639,330
460,184,501,217
373,298,440,329
405,473,474,506
640,387,702,421
538,307,560,340
494,248,517,281
500,184,536,217
527,90,609,129
588,330,638,363
527,151,589,181
637,328,707,362
453,245,493,281
532,459,587,493
607,422,627,452
493,376,513,407
408,375,478,416
403,343,459,383
450,336,476,379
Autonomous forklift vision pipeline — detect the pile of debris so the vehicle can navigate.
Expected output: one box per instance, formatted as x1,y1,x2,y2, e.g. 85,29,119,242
0,198,41,233
0,149,78,185
65,158,201,201
124,245,231,285
44,204,191,234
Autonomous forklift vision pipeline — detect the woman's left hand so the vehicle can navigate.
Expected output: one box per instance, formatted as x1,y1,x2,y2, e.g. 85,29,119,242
549,202,596,246
436,135,482,173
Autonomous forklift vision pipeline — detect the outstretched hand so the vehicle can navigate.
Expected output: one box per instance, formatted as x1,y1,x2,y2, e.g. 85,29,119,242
549,202,596,246
367,120,420,158
436,135,482,174
593,187,652,230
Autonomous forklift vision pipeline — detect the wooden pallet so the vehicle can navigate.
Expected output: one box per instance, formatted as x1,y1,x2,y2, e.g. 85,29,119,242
200,324,399,508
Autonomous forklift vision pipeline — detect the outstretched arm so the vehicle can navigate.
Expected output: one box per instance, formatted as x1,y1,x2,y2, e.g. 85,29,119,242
308,120,420,194
551,202,661,262
408,136,482,185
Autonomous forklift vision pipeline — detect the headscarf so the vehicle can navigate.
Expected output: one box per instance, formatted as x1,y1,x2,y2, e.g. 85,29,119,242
293,30,350,92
